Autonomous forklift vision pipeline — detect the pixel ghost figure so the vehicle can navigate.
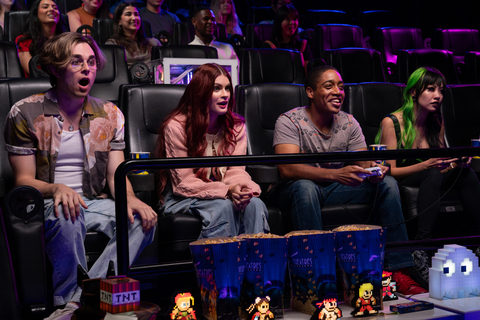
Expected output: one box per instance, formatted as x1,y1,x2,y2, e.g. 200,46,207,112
429,244,480,300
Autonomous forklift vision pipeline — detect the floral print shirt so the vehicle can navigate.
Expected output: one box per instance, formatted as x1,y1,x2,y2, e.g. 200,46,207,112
4,89,125,199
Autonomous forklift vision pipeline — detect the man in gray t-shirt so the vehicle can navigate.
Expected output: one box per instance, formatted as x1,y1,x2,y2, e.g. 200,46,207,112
139,0,180,36
268,66,425,295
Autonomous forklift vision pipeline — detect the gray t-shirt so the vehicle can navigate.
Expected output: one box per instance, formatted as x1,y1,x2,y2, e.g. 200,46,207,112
273,107,366,169
139,7,180,36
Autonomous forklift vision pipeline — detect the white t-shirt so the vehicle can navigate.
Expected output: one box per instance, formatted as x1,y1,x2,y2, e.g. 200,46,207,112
54,130,85,193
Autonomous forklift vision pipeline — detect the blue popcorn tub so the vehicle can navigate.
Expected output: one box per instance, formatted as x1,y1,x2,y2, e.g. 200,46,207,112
333,225,386,309
240,234,288,319
286,231,336,315
190,237,247,320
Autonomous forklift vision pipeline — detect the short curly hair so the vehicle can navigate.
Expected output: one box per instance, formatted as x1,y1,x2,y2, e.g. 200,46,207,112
39,32,106,86
304,65,339,92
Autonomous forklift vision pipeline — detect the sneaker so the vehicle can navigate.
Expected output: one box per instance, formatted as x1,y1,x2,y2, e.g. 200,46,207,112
412,250,430,283
392,268,428,296
44,302,79,320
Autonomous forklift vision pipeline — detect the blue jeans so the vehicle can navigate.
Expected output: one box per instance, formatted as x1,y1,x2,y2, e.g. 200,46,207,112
160,186,270,239
267,176,413,271
44,197,155,306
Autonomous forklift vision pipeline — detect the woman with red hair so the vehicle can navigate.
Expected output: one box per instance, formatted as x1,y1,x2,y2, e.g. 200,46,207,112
156,63,269,238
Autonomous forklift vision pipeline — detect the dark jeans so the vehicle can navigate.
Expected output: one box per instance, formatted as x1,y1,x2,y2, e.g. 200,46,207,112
399,167,480,240
267,176,413,270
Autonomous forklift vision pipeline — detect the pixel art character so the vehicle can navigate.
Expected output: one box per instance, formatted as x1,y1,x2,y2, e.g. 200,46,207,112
353,283,377,317
382,271,397,301
429,244,480,300
246,296,275,320
315,293,342,319
171,292,197,320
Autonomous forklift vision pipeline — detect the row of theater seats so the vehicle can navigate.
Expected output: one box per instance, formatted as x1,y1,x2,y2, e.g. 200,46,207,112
3,8,480,84
2,78,479,318
248,23,480,84
0,34,477,104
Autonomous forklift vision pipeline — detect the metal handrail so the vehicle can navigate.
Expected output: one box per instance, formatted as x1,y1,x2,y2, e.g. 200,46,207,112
115,147,480,275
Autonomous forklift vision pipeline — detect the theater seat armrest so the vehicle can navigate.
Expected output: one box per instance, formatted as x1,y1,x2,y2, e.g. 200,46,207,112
127,173,155,192
470,159,480,173
246,165,280,184
0,177,4,198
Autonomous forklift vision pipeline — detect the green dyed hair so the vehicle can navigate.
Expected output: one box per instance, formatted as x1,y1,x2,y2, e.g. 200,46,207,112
375,67,446,150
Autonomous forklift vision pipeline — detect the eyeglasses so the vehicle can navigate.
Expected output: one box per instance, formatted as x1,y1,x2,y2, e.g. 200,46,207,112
71,58,98,71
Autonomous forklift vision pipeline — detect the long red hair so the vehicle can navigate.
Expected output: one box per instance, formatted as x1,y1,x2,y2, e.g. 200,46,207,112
155,63,243,200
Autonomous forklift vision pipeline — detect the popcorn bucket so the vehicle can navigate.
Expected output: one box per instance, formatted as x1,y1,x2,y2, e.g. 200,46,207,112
286,231,337,315
240,234,288,319
334,225,386,309
190,237,247,320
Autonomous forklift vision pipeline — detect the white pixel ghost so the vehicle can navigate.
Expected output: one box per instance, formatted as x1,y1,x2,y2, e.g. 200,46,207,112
429,244,480,300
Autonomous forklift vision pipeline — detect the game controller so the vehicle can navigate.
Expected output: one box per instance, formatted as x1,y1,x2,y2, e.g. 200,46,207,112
357,167,382,179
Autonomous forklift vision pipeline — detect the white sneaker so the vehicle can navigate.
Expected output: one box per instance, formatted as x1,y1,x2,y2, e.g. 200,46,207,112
44,302,79,320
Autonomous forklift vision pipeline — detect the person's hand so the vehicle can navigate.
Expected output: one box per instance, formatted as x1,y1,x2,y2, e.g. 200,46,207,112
367,162,389,183
228,183,254,211
53,184,88,222
127,195,157,232
423,158,456,171
454,156,472,168
332,165,369,187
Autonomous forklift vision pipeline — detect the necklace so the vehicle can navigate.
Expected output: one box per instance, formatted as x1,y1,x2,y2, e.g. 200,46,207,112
60,107,83,132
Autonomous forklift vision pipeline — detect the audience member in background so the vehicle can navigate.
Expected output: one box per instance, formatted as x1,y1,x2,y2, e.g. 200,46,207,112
155,63,269,239
0,0,23,30
106,3,161,67
16,0,67,77
376,66,480,284
139,0,180,36
263,4,312,66
259,0,291,25
67,0,109,33
189,6,238,60
267,65,426,295
5,32,156,318
210,0,242,38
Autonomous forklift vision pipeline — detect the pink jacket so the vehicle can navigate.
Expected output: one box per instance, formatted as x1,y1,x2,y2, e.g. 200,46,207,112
164,114,261,199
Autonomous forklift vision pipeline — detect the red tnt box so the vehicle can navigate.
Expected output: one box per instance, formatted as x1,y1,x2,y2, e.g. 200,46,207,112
100,276,140,314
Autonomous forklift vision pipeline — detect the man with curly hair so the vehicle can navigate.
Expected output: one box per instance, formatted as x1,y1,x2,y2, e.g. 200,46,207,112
4,32,157,314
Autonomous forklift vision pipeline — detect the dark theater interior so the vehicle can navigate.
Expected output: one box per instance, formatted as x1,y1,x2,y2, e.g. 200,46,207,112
2,0,480,319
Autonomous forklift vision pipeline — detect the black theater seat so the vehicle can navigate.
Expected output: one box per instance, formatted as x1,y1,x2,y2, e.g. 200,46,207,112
432,28,480,83
0,42,23,79
151,45,218,60
239,48,305,85
442,84,480,147
307,10,347,29
375,27,424,82
397,49,458,84
324,47,386,83
89,44,131,105
4,11,69,43
432,28,480,66
0,204,22,319
245,24,274,48
312,24,365,60
119,84,202,264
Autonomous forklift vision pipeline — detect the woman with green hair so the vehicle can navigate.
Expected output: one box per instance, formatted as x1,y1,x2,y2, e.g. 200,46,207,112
376,66,480,283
